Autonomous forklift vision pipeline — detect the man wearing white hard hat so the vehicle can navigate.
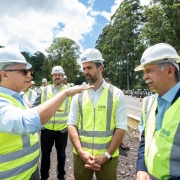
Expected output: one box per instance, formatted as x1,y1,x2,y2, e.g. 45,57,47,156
33,66,71,180
42,78,47,86
0,48,93,180
68,48,127,180
135,43,180,180
38,78,47,92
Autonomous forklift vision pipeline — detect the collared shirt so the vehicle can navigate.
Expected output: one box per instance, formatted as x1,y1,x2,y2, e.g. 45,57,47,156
0,86,43,135
156,82,180,130
67,80,127,130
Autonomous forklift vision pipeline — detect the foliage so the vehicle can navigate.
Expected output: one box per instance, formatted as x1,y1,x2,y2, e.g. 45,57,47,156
96,0,145,89
21,51,46,84
44,37,81,83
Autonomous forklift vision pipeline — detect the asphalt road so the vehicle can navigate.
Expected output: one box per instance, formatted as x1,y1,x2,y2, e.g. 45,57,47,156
125,95,143,118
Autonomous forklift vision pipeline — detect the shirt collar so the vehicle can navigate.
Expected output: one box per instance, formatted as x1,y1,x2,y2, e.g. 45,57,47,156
0,86,21,99
161,82,180,103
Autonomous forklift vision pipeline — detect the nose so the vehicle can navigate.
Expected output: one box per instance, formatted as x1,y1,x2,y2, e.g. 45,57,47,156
84,69,89,75
143,72,148,80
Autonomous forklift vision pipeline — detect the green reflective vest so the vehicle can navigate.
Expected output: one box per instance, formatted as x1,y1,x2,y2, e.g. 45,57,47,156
0,92,40,180
74,83,119,157
41,84,71,131
25,88,32,101
144,93,180,179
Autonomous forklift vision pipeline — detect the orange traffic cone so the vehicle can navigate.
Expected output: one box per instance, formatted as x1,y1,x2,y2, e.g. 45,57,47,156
139,96,142,102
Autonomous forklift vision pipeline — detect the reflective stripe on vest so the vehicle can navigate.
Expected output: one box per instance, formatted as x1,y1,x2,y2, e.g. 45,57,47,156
144,91,180,179
41,84,70,130
76,83,119,157
0,92,40,180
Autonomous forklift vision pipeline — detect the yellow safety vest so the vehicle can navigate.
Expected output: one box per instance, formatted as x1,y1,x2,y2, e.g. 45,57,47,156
74,83,119,157
144,92,180,179
41,84,71,131
0,92,40,180
25,89,32,101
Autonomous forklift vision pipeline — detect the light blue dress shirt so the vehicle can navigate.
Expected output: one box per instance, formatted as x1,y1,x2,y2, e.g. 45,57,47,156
0,86,43,135
156,82,180,130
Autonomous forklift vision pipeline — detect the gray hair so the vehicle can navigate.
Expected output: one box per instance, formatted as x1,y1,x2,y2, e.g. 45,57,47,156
0,62,19,82
158,62,179,82
0,62,19,71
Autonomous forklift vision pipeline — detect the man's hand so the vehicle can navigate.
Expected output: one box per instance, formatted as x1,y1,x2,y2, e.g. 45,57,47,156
84,154,108,171
65,85,94,97
136,171,150,180
79,151,101,171
93,154,108,166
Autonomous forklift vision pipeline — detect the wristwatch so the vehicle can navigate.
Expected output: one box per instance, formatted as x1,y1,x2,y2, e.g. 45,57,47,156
104,152,112,161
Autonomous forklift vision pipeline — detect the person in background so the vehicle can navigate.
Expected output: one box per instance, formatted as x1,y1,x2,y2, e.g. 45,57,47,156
33,66,71,180
42,78,47,87
23,75,37,107
105,77,111,84
63,75,68,85
135,43,180,180
105,77,127,150
31,80,35,89
38,78,47,92
68,48,127,180
0,48,92,180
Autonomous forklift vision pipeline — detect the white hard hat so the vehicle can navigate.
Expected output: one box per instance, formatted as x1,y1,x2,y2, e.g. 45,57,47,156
81,48,104,64
82,82,87,86
42,78,47,82
64,75,67,79
135,43,180,71
31,81,35,85
0,48,32,69
70,83,74,87
51,66,65,75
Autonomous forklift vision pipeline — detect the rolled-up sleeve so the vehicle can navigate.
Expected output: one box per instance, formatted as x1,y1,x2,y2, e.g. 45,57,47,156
115,90,127,130
67,95,79,126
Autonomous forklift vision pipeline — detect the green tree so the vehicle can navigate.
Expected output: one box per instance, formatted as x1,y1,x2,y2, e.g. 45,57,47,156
96,0,145,89
141,0,180,53
45,37,81,83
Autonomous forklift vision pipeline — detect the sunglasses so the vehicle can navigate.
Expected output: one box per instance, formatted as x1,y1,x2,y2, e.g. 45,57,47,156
5,69,29,76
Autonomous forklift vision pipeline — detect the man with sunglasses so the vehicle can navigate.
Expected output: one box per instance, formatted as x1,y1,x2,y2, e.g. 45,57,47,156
33,66,71,180
0,48,93,180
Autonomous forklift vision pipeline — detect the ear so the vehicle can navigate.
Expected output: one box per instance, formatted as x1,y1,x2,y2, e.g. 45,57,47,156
99,65,104,72
167,66,175,77
0,71,9,80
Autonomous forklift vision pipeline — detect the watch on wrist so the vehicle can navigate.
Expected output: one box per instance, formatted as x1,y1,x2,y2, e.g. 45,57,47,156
104,152,112,161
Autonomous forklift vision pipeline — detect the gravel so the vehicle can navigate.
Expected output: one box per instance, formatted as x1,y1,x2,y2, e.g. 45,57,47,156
40,133,139,180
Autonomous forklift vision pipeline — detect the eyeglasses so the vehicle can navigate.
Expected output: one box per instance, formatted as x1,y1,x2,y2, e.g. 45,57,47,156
5,69,29,76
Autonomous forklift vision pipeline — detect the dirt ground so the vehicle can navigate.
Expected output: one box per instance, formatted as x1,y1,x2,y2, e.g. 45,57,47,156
40,133,139,180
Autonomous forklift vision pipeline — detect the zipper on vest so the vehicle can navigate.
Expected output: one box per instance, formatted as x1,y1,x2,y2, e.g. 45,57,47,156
92,108,96,155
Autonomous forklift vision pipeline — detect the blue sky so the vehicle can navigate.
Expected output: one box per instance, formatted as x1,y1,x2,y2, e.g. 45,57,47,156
0,0,149,54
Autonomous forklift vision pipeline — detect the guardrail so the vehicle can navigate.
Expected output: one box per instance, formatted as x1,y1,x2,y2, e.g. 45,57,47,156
127,114,140,138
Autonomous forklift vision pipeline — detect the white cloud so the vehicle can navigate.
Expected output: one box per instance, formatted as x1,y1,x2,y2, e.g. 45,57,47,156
0,0,95,54
0,0,150,55
92,0,150,21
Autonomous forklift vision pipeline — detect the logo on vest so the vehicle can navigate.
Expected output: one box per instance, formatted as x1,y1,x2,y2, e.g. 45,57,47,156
159,128,171,139
97,105,106,111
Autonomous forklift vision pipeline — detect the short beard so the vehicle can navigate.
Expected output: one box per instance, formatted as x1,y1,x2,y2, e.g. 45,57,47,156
86,73,98,84
54,79,62,85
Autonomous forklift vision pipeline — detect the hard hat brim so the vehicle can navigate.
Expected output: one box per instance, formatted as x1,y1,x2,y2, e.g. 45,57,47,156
134,56,180,71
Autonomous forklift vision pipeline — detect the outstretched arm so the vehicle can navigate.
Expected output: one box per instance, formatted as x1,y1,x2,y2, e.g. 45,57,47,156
37,85,93,124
